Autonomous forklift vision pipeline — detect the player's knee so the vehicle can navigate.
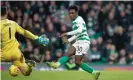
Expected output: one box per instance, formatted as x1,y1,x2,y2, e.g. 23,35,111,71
24,66,32,76
22,67,32,76
75,61,81,66
18,65,32,76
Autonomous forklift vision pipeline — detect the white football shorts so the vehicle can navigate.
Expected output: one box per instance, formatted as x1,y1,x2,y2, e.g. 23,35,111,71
72,40,90,55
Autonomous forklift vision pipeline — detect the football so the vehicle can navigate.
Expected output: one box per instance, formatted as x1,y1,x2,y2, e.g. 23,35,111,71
9,65,20,77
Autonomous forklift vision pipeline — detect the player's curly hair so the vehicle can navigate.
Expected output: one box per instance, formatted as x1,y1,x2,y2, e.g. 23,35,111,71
68,5,78,12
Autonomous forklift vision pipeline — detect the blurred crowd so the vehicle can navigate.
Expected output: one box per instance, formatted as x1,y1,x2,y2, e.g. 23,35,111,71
2,1,133,64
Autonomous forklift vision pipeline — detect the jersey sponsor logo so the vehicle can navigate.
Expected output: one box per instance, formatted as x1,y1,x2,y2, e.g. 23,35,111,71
3,23,11,27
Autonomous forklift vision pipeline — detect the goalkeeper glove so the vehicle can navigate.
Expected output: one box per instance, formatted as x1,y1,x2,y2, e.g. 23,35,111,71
35,35,49,46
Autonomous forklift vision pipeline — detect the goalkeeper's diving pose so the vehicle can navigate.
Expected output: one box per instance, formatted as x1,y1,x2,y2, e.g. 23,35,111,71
0,6,49,76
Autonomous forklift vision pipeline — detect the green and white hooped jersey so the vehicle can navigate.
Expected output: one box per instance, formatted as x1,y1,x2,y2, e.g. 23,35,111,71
72,16,90,41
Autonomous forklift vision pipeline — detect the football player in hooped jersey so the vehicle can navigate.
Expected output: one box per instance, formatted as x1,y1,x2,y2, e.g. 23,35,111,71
0,6,49,76
47,5,100,80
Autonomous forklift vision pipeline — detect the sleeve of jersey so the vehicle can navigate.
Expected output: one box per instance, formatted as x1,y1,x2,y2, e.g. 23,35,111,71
66,23,83,35
68,35,77,42
15,22,38,40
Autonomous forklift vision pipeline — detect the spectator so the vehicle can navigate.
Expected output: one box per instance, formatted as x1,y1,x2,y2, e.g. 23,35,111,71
97,36,104,52
113,26,125,51
52,49,63,61
16,9,22,18
108,45,118,64
4,1,133,64
79,3,88,23
23,39,33,59
101,40,112,62
89,45,101,62
104,25,114,41
52,16,61,32
33,13,40,23
45,23,59,51
127,52,133,64
30,48,41,62
87,9,98,31
103,11,117,28
40,50,52,62
118,49,127,64
8,9,15,20
49,1,57,14
118,10,130,30
24,2,31,14
126,36,133,53
45,50,52,62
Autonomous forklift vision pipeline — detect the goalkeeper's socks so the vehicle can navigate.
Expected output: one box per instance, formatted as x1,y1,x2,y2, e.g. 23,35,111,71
58,56,69,65
80,62,94,74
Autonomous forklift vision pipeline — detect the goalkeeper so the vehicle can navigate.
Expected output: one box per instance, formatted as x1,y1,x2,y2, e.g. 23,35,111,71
0,6,49,76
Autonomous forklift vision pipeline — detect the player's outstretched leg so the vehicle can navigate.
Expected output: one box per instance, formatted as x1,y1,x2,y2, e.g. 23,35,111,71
13,58,36,76
47,46,75,69
18,59,36,76
92,71,100,80
75,55,100,80
47,56,69,69
20,63,32,76
80,62,100,80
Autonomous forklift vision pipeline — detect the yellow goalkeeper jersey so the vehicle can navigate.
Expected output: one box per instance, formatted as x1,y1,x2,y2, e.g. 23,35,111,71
0,19,38,52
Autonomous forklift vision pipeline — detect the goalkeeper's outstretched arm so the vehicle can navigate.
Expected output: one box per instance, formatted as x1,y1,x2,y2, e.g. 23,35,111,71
15,22,38,40
15,22,49,46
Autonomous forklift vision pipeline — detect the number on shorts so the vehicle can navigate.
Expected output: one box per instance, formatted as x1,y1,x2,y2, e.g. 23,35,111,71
76,46,83,52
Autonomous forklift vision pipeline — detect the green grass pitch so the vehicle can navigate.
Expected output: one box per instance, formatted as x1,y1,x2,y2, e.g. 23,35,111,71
1,70,133,80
